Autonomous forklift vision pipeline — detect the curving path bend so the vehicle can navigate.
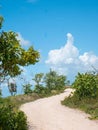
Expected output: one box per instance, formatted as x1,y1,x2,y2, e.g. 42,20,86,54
20,88,98,130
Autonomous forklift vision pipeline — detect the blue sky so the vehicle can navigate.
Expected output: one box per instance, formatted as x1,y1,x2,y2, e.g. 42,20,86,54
0,0,98,96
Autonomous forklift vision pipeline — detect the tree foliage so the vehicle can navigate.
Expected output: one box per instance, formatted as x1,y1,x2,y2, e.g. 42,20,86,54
23,83,32,94
0,104,28,130
33,73,44,93
44,69,67,91
72,72,98,99
32,70,67,95
0,16,40,82
33,73,44,86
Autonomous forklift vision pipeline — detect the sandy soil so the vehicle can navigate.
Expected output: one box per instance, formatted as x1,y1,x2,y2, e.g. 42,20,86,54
20,88,98,130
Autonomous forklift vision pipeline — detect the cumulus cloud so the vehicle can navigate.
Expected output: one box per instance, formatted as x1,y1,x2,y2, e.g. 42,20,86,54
79,52,98,66
17,33,30,46
46,33,79,66
45,33,98,81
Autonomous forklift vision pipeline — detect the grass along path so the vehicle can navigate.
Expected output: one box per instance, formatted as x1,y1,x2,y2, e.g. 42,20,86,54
20,88,98,130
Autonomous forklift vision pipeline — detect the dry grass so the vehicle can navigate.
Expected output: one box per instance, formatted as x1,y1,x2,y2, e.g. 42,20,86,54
0,93,40,109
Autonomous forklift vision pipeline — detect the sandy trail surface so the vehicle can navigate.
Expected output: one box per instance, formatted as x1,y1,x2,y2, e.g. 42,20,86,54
20,88,98,130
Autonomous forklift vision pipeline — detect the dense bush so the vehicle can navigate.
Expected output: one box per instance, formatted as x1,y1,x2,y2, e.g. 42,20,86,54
72,72,98,99
62,72,98,119
33,70,68,96
23,83,33,94
0,104,28,130
44,69,66,91
34,85,46,93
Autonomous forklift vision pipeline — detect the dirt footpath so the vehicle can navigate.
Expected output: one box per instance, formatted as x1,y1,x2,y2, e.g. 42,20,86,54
20,89,98,130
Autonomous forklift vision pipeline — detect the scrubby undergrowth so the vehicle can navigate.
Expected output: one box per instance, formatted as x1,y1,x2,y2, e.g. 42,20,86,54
62,93,98,120
0,88,66,130
62,72,98,120
0,93,40,130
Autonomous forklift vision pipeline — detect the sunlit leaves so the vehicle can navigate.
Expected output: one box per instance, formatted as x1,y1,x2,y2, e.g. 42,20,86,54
33,73,44,85
20,46,39,66
0,16,40,80
72,72,98,99
44,69,66,90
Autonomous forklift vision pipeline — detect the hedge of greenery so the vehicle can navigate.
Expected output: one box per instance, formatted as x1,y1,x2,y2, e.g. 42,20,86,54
62,72,98,119
0,104,28,130
72,72,98,99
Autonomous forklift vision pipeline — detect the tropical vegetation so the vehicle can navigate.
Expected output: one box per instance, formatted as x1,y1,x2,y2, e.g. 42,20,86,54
0,16,39,130
62,71,98,119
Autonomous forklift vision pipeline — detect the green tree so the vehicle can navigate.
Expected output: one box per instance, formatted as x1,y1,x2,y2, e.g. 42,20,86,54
23,83,32,94
44,69,67,91
0,31,39,78
33,73,44,93
0,16,40,94
33,73,44,86
72,72,98,99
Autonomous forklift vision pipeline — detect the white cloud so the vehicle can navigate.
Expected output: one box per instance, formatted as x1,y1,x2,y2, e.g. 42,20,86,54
46,33,98,81
17,33,30,46
46,33,79,66
79,52,98,66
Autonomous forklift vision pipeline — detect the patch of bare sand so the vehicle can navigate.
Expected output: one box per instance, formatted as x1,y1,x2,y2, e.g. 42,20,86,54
20,89,98,130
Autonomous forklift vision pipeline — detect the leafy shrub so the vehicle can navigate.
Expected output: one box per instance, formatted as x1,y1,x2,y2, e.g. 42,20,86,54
23,83,32,94
62,93,98,119
44,69,66,91
34,85,45,93
0,104,28,130
33,70,67,96
62,72,98,119
72,72,98,99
